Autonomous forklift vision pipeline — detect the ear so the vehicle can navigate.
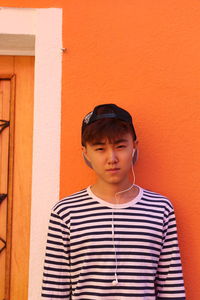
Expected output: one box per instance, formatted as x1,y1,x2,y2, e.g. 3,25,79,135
82,146,93,169
132,149,139,165
134,139,139,148
132,140,139,165
82,146,90,161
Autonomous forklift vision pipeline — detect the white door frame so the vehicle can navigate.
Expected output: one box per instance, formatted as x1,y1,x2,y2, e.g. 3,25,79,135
0,7,62,300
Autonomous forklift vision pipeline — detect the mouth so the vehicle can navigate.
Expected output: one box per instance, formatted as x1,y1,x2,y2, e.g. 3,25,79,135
106,168,120,172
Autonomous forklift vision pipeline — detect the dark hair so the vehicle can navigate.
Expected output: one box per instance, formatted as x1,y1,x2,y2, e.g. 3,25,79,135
82,118,136,146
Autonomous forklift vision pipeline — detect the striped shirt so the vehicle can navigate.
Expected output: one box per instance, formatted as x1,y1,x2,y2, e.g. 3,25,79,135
41,186,186,299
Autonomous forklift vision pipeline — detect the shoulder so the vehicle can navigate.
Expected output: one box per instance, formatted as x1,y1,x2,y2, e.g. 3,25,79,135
141,187,174,213
51,187,95,218
53,188,90,210
46,189,90,230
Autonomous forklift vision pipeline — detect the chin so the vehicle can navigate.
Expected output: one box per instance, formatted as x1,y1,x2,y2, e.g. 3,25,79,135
106,178,125,185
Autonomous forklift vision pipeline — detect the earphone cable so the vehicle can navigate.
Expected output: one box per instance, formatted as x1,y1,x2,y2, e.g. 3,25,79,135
111,165,136,285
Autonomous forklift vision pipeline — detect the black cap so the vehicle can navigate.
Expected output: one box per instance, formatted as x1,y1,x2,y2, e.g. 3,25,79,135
82,103,137,140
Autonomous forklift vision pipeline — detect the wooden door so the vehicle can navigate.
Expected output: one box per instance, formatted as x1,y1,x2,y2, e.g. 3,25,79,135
0,56,34,300
0,74,14,300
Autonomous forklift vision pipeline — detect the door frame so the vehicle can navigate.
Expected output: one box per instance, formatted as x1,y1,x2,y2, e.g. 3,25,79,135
0,8,62,300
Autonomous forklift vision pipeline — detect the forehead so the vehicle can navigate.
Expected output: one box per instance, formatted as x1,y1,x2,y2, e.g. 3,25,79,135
88,133,133,146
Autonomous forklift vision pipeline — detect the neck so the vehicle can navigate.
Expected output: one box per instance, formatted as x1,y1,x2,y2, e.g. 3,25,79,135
91,179,136,204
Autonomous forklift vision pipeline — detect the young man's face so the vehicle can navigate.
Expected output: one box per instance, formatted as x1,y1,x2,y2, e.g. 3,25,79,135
83,133,136,186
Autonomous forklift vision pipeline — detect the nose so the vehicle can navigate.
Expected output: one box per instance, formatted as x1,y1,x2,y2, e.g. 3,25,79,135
107,149,118,164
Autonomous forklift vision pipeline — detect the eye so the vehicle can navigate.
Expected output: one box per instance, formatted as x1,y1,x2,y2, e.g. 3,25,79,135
95,147,104,151
116,144,126,149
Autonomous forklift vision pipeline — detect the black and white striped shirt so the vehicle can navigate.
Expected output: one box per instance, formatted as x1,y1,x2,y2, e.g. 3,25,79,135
41,186,185,299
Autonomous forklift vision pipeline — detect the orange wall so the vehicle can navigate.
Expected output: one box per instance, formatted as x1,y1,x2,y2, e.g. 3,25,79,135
2,0,200,298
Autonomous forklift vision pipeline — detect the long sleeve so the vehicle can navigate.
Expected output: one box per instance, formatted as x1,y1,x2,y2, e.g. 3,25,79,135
41,209,71,299
155,207,186,299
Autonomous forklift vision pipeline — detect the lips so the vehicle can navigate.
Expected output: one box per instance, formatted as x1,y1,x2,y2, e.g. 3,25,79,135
106,168,120,172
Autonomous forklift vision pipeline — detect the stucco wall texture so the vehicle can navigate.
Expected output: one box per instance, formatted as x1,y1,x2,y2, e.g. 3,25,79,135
2,0,200,298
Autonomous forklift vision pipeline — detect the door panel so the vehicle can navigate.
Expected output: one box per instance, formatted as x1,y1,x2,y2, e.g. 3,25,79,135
0,78,11,300
0,56,34,300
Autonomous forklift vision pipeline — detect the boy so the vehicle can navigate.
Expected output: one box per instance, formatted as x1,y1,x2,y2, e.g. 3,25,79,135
41,104,185,299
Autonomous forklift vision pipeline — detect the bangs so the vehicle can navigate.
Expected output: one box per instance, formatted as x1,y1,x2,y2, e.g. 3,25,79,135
82,118,135,146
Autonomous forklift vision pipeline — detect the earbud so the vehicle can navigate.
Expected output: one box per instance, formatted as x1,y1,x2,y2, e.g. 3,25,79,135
112,273,118,286
132,148,138,165
112,279,118,286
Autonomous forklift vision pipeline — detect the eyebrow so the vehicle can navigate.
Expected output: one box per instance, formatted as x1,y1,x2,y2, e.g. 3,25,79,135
91,141,106,146
91,139,128,146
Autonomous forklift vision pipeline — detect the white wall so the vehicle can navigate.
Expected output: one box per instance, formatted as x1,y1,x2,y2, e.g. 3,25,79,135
0,7,62,300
